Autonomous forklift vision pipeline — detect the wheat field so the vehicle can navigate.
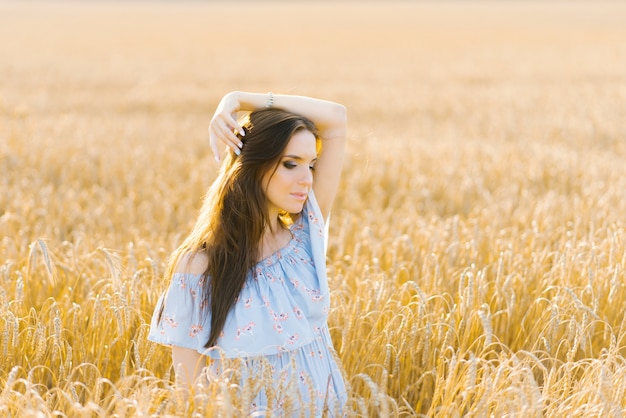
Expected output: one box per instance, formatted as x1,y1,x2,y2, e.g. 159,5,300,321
1,1,626,416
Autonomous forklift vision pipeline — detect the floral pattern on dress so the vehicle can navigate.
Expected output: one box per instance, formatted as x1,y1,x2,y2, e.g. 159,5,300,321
148,191,345,415
189,324,203,338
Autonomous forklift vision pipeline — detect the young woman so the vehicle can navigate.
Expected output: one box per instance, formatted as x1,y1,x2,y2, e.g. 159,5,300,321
148,91,348,415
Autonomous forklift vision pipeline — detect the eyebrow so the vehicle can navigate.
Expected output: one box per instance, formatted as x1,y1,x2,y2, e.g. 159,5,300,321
283,154,318,162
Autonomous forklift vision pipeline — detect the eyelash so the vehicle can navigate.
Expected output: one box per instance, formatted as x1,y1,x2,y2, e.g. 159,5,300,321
283,162,315,171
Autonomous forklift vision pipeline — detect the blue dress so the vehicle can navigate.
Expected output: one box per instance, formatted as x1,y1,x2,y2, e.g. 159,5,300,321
148,192,347,416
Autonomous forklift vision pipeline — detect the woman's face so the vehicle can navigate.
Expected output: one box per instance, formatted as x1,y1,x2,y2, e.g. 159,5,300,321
263,129,317,216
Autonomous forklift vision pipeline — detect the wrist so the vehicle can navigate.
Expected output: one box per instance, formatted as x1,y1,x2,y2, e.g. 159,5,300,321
228,91,243,107
228,91,277,112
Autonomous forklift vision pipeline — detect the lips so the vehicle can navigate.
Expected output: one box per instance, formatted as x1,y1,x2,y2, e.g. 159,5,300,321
290,192,307,201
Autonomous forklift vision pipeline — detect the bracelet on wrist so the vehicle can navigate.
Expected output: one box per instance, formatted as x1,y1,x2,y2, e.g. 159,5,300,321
266,92,274,108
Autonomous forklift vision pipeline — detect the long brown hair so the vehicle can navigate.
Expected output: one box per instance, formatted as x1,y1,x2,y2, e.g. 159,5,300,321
161,109,319,348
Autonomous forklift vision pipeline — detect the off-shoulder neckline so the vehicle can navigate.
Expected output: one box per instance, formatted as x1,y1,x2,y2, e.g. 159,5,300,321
171,215,307,277
254,218,306,268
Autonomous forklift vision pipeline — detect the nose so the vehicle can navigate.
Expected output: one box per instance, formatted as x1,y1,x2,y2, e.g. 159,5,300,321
299,167,313,187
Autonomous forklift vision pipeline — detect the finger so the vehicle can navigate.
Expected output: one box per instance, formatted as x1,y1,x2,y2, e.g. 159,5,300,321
216,122,243,150
211,124,242,158
208,126,223,162
220,112,241,132
209,134,221,163
218,114,244,146
224,138,241,156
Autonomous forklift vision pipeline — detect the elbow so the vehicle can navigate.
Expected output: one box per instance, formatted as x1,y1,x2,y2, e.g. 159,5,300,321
332,104,348,136
318,103,347,140
335,104,347,125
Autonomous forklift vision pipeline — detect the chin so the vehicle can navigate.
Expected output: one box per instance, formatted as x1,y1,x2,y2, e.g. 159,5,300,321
290,205,306,214
284,202,306,214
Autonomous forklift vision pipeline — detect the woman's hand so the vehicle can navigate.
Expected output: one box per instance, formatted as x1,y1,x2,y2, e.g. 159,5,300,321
208,90,347,219
208,92,245,162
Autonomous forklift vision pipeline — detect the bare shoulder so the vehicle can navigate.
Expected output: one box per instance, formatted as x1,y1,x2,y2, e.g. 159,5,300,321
174,251,209,275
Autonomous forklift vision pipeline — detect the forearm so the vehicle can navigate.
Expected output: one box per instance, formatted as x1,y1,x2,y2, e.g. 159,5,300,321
172,346,206,388
231,91,347,139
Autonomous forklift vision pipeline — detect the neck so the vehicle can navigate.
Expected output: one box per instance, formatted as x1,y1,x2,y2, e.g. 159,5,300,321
266,206,281,233
264,214,282,242
259,213,290,261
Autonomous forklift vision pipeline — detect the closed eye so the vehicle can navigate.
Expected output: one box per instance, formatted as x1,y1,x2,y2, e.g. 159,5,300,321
282,156,318,170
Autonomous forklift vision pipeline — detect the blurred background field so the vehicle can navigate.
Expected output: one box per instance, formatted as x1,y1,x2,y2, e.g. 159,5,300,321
1,1,626,416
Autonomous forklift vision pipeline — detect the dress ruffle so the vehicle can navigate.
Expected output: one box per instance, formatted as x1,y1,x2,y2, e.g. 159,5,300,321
148,192,331,358
148,192,346,415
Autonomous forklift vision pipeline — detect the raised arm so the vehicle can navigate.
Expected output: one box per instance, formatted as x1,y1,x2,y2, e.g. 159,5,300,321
209,91,347,221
